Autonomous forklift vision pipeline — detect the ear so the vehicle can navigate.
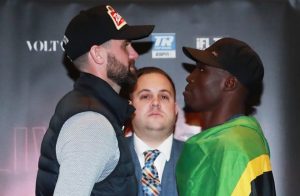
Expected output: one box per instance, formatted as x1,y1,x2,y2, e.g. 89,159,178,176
223,76,238,91
175,102,179,116
89,45,106,65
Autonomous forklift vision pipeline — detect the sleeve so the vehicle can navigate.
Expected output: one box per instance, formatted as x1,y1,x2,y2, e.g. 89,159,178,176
53,111,120,196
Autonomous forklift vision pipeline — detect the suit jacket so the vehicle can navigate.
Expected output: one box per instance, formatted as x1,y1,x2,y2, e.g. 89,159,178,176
127,136,183,196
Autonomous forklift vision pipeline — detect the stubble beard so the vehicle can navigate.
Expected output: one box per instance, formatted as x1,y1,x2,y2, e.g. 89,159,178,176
106,54,137,89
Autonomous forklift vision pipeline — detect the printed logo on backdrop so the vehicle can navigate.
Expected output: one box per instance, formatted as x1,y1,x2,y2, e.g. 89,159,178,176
151,33,176,59
0,126,46,173
26,40,64,52
196,37,222,50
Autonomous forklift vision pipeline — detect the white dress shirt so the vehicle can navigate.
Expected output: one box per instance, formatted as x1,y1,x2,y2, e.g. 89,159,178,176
133,133,173,181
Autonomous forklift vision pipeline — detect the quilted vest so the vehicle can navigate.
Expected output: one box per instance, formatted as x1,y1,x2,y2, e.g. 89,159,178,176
36,72,137,196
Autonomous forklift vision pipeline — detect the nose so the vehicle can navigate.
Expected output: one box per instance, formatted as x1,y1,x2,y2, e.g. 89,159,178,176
186,74,194,83
151,97,161,109
128,44,139,60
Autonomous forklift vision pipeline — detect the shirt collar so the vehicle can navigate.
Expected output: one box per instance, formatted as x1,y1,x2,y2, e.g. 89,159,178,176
133,133,173,161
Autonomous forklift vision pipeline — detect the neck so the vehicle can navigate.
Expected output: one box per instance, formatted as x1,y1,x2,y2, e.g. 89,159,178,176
200,103,245,130
105,79,121,93
83,70,121,93
134,130,171,149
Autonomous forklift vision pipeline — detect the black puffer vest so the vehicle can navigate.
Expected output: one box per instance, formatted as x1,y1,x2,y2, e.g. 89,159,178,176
36,73,137,196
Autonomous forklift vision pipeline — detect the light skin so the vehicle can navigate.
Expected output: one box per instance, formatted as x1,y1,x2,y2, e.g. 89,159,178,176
77,39,139,93
131,72,178,148
53,40,138,195
184,64,247,129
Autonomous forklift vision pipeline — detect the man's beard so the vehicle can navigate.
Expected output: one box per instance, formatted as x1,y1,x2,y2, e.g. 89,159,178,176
106,54,137,89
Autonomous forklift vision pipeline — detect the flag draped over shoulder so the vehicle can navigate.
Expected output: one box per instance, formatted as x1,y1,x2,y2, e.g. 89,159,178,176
176,116,276,196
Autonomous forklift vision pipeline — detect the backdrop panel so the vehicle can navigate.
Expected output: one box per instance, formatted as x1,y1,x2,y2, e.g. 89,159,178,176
1,1,299,195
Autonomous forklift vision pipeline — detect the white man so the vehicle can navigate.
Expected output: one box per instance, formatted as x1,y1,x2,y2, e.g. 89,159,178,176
126,67,183,196
35,5,154,196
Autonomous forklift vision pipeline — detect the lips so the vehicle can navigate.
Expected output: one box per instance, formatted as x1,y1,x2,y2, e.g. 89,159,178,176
183,83,191,96
148,111,163,117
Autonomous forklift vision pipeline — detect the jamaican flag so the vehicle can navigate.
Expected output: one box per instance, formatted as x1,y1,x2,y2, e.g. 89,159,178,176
176,116,276,196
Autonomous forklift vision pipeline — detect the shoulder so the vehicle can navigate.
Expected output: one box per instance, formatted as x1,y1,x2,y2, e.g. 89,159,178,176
61,111,113,132
173,138,184,147
125,135,133,141
211,125,270,160
57,112,117,152
171,138,184,155
56,90,114,121
124,135,135,151
56,90,95,109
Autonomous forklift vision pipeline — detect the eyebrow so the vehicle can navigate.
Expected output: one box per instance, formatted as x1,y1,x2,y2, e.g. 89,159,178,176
136,89,173,96
123,40,131,44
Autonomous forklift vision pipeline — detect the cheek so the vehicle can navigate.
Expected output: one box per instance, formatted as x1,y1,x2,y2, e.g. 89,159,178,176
131,108,142,125
167,103,176,112
168,109,177,122
132,102,148,116
205,79,223,97
113,50,129,63
162,103,177,115
120,48,130,59
190,84,205,100
185,82,211,107
119,53,129,62
196,80,222,107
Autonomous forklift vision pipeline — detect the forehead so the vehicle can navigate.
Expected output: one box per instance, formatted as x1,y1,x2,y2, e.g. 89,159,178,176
106,39,127,46
135,72,175,94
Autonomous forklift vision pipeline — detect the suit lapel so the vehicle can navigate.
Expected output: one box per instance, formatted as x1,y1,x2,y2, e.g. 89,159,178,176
127,136,183,196
127,136,143,195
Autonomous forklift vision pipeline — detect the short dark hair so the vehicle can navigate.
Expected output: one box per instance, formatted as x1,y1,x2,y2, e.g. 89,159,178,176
120,66,176,100
136,67,176,97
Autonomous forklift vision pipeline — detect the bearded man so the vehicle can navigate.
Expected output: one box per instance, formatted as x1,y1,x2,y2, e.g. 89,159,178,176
35,5,154,196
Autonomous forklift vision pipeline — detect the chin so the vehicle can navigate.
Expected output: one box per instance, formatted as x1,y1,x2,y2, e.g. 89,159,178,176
183,101,192,109
146,124,165,131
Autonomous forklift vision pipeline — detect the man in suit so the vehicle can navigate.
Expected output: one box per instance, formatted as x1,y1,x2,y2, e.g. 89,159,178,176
126,67,183,196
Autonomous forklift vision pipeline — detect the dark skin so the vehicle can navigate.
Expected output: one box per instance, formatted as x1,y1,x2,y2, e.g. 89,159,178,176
183,64,248,130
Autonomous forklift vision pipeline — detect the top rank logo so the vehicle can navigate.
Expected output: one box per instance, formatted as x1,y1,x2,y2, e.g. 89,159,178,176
151,33,176,59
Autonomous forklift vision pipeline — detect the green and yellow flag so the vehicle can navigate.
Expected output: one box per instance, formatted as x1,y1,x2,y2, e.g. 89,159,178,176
176,116,276,196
